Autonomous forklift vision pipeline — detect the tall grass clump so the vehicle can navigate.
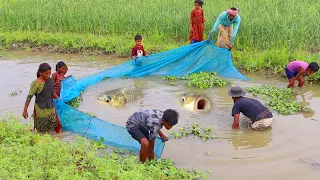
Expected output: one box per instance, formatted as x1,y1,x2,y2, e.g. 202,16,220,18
0,0,319,52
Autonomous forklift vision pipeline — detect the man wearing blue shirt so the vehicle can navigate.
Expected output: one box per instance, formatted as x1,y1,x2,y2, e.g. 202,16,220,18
206,7,241,51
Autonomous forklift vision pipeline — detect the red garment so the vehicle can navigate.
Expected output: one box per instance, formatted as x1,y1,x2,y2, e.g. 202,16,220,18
131,45,146,57
189,8,205,43
52,72,65,97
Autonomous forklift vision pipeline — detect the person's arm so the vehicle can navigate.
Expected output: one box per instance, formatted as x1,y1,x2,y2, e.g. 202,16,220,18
142,46,148,56
22,81,37,119
232,113,240,129
190,10,194,32
53,91,60,99
288,66,305,86
230,16,241,45
207,11,225,40
131,47,136,60
231,103,241,129
158,130,168,141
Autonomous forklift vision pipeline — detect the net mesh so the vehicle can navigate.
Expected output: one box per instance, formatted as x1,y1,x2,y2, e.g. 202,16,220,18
55,41,247,157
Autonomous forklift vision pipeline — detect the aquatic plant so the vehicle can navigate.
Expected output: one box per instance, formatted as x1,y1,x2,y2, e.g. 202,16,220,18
9,89,22,97
0,114,208,179
170,123,215,142
305,72,320,84
163,72,227,89
66,92,83,108
247,85,311,115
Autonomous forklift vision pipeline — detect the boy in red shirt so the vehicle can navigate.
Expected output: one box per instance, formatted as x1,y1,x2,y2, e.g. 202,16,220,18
131,35,149,60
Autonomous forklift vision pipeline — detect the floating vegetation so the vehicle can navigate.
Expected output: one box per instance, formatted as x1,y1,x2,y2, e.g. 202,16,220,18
170,123,215,142
83,111,97,117
0,114,208,179
66,92,83,108
247,85,311,115
162,72,227,89
9,89,22,97
305,72,320,84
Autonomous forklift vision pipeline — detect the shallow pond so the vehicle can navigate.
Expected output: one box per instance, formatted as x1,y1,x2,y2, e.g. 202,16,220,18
1,50,320,180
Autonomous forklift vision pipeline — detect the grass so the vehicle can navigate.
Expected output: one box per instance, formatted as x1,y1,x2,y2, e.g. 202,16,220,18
0,114,208,179
0,0,319,51
0,0,319,77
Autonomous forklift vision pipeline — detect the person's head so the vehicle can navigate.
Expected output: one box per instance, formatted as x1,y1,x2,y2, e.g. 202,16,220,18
306,62,319,76
194,0,203,9
37,63,51,79
227,7,239,20
162,109,179,130
56,61,68,75
228,86,246,102
134,34,143,46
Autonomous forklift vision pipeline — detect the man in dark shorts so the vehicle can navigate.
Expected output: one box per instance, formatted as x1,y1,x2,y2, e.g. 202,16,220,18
126,109,179,162
228,86,274,130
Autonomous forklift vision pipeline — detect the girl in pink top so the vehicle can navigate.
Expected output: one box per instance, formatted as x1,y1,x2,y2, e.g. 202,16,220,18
286,60,319,88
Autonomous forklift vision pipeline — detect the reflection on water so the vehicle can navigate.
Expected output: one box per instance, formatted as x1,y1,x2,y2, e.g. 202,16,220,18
229,128,272,150
1,51,320,180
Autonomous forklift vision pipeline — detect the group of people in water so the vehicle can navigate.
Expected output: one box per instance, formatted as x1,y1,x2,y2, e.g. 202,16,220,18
21,0,319,163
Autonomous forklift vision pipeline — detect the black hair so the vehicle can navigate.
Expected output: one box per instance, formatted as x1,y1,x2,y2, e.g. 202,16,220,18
230,7,238,11
309,62,319,72
163,109,179,126
134,34,142,41
56,61,67,71
37,63,51,78
195,0,204,7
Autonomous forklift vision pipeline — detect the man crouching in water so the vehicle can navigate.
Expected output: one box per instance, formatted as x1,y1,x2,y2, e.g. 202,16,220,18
126,109,179,162
228,86,273,130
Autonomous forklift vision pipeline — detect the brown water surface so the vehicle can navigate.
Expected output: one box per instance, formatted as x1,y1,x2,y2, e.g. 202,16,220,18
1,50,320,180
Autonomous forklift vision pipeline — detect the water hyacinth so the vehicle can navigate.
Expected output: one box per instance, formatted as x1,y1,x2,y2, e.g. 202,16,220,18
247,85,311,115
162,72,227,89
170,123,215,142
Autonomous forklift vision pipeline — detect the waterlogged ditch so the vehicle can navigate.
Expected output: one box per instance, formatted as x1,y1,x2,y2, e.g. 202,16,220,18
0,51,320,180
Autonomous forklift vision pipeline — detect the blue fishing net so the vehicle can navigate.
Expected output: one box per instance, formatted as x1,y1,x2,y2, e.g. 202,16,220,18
55,41,247,157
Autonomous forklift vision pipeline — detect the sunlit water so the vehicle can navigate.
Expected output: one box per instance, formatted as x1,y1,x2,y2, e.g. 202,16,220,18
1,50,320,180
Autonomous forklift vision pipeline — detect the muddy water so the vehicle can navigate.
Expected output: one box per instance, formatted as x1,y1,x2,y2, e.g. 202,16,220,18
1,51,320,180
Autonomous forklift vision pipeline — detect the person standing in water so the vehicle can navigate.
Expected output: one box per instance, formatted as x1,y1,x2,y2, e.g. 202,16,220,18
51,61,69,133
206,7,241,51
189,0,205,44
228,86,274,130
126,109,179,162
23,63,60,133
285,60,319,88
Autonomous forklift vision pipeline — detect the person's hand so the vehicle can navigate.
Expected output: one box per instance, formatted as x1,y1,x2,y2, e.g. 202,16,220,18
232,122,239,129
160,134,169,141
22,111,28,119
287,79,296,88
132,56,136,60
206,38,210,43
146,54,149,56
227,44,233,51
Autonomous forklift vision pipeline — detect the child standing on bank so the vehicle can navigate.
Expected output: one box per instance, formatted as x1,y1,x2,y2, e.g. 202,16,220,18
189,0,205,44
131,35,149,60
126,109,179,163
22,63,60,133
286,60,319,88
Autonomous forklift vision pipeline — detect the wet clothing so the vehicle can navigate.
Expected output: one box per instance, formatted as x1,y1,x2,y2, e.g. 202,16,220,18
131,45,146,58
232,97,273,123
189,8,205,44
126,109,164,141
26,79,57,132
251,117,273,130
208,10,241,45
285,67,299,79
287,60,309,73
52,72,65,97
